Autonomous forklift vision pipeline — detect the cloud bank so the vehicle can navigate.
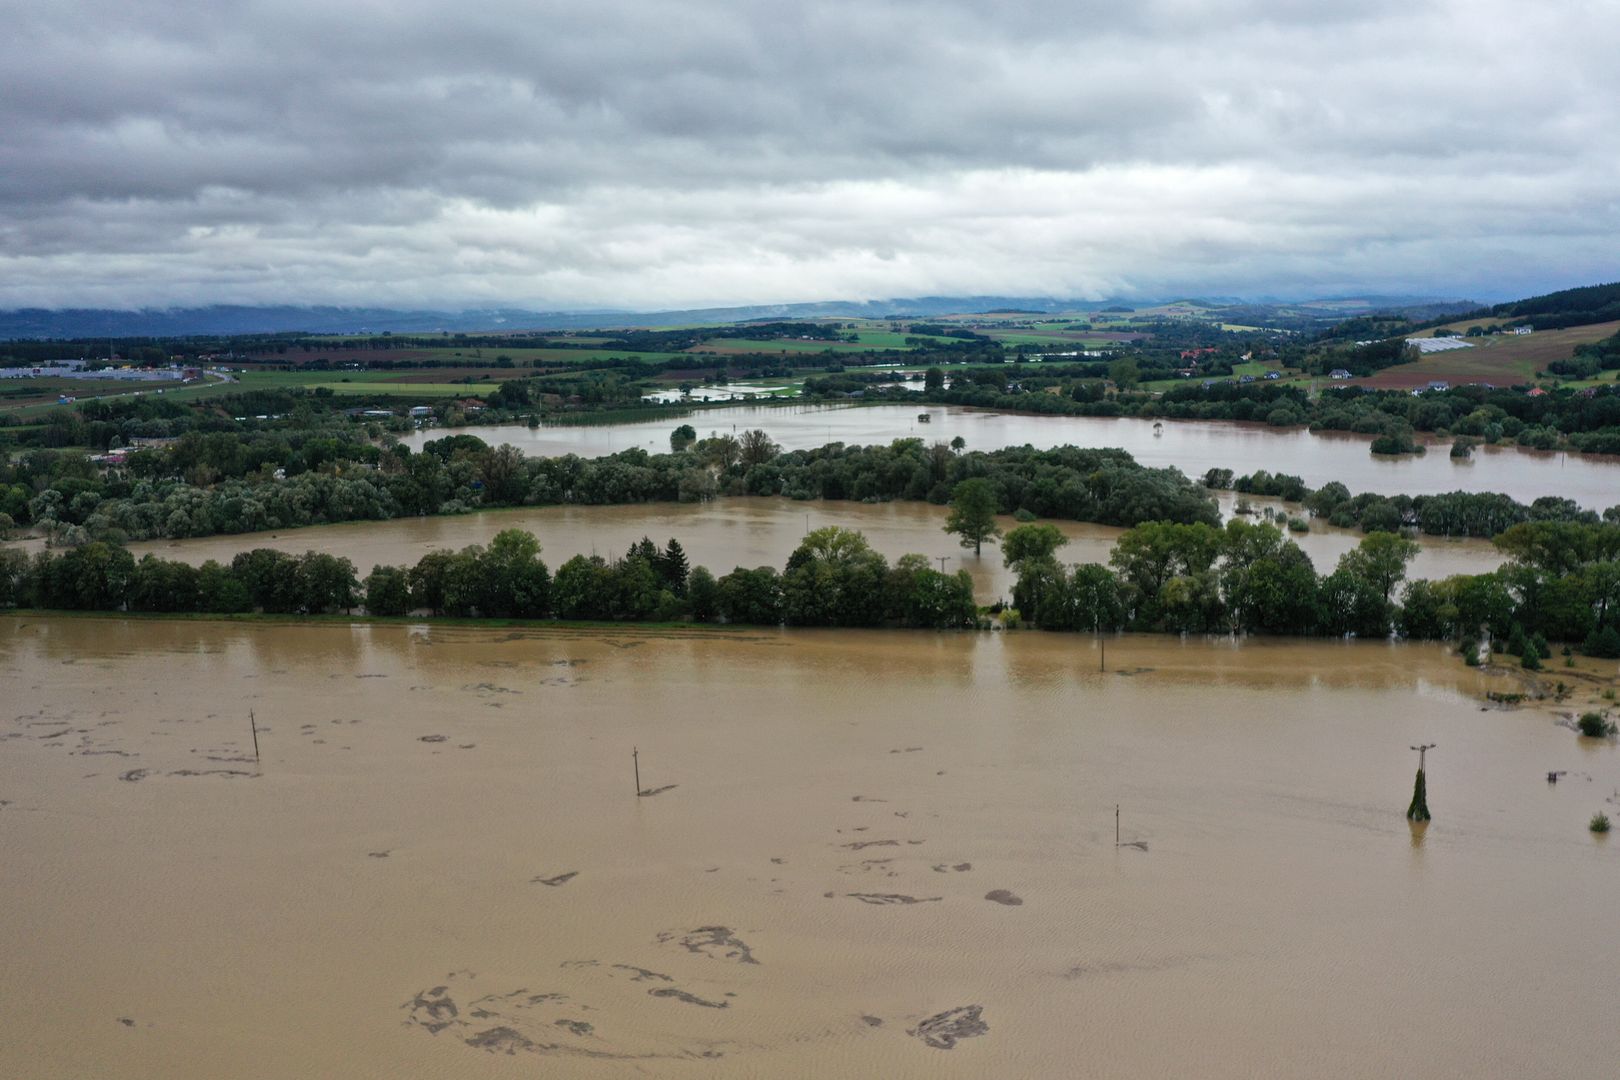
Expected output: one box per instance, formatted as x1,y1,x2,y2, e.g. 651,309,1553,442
3,0,1617,309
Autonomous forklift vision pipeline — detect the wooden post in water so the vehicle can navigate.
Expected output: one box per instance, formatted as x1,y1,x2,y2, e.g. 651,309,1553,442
1115,804,1120,847
633,746,641,797
1100,638,1106,673
249,709,260,764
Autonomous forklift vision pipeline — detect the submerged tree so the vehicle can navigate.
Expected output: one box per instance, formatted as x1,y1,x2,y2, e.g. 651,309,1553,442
945,477,1002,558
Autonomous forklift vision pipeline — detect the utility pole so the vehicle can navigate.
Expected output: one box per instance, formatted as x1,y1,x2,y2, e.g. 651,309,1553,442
1407,743,1435,822
249,709,260,764
633,747,641,797
1100,638,1106,672
1410,743,1436,771
1115,804,1119,847
935,555,950,573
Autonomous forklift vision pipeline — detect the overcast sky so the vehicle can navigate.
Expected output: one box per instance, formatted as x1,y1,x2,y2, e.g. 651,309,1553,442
3,0,1617,311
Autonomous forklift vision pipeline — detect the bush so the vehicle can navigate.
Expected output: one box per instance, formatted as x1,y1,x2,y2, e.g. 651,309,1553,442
1521,643,1542,670
1576,712,1616,738
1370,432,1423,456
1582,624,1620,659
1591,813,1611,834
1506,624,1528,657
1013,508,1036,522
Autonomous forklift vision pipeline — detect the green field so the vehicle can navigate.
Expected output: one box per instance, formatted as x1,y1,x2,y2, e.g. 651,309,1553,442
982,332,1115,348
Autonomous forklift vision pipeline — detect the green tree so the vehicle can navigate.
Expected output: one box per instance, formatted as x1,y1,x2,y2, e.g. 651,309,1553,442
738,429,780,466
1339,531,1420,603
782,527,888,625
670,424,697,452
1582,624,1620,658
552,555,610,620
1224,545,1319,634
945,478,1002,558
885,554,977,629
408,549,456,615
482,528,551,617
687,566,720,622
924,367,945,392
477,443,528,505
364,565,413,616
298,552,359,614
1320,565,1392,637
197,560,252,613
697,434,741,471
0,547,31,607
1109,521,1222,626
717,566,785,625
1010,555,1067,627
1068,563,1126,632
231,549,301,613
127,555,200,613
656,538,690,595
1002,523,1068,567
1109,357,1141,389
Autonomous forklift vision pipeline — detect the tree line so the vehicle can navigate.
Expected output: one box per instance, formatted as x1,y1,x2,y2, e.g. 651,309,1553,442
3,431,1220,545
0,526,977,631
8,517,1620,662
1001,517,1620,659
856,376,1620,458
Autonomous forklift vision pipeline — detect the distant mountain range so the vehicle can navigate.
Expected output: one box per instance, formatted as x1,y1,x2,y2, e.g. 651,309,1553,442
0,294,1478,340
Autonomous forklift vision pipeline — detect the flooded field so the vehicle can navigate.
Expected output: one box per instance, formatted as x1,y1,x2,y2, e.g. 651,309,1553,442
2,616,1617,1078
19,492,1509,603
400,404,1620,509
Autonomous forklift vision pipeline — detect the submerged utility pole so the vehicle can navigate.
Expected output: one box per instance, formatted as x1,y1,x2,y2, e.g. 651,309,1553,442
1100,637,1106,673
1115,804,1120,847
1407,743,1435,822
633,746,641,797
249,709,260,764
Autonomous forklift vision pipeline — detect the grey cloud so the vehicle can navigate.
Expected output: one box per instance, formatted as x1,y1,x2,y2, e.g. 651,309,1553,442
1,0,1617,307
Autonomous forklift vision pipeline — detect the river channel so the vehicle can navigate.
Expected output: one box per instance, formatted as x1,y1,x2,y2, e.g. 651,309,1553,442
400,404,1620,510
2,617,1615,1078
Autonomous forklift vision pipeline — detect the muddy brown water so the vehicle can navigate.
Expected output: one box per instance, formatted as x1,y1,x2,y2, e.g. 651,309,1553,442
3,616,1617,1078
8,492,1506,605
400,404,1620,509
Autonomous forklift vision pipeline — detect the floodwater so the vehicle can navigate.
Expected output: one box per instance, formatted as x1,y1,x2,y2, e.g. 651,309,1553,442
399,404,1620,509
57,491,1509,602
2,617,1617,1078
